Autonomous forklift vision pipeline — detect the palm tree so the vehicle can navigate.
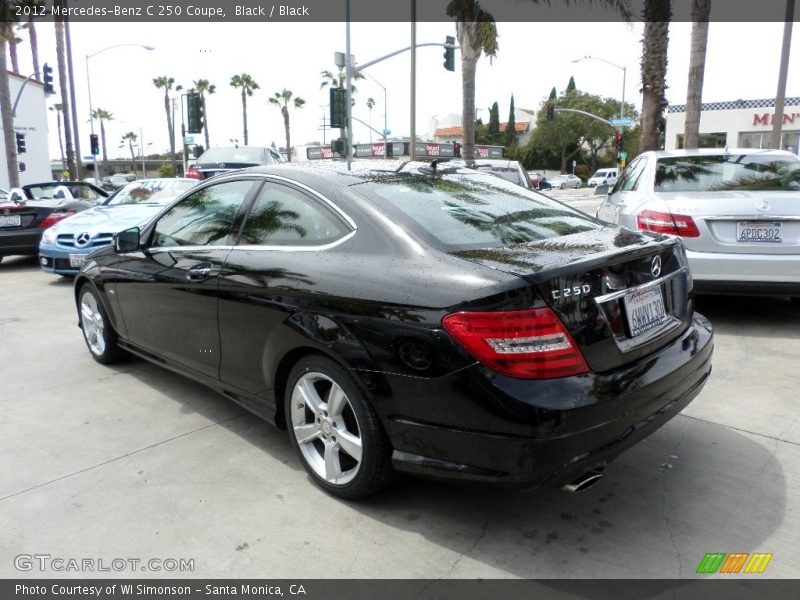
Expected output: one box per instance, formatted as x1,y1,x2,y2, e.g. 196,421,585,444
268,89,305,162
366,97,375,142
683,0,711,149
53,2,76,179
50,103,65,172
8,28,19,73
0,16,20,187
121,131,137,171
18,1,43,78
320,67,365,95
639,0,673,152
446,1,629,164
153,76,179,174
230,73,259,145
91,108,113,163
193,78,216,149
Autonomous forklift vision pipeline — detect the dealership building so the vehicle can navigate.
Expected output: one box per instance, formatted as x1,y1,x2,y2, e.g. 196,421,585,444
665,96,800,155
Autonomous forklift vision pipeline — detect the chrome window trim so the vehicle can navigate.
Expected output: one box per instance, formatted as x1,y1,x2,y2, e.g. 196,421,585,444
148,229,358,254
594,266,688,303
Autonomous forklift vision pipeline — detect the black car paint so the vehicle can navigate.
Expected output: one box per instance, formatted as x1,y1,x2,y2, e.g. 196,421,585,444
75,164,713,488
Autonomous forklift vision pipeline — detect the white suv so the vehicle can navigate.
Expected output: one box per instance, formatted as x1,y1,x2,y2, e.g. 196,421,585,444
588,168,619,187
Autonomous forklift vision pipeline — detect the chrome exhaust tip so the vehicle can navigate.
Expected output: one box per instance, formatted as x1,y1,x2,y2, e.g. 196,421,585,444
562,469,604,493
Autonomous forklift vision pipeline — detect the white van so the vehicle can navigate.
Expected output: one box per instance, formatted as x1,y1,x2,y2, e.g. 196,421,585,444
588,168,619,187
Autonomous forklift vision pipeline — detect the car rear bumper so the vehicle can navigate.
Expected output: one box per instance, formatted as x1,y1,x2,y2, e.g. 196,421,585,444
0,228,42,256
686,248,800,294
382,313,713,488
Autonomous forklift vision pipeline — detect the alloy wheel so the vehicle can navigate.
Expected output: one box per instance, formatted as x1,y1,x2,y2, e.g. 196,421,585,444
80,291,106,356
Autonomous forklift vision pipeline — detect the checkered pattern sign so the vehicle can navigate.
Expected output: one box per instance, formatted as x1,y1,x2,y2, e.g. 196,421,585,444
668,97,800,114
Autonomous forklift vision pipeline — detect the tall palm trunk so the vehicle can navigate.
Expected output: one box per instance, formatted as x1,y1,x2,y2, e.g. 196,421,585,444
0,39,20,187
456,20,480,164
56,111,65,171
683,0,710,149
282,107,291,162
9,38,19,73
128,141,136,171
201,93,210,149
241,89,248,144
54,10,77,180
27,18,39,78
100,119,108,163
639,1,672,153
163,90,176,174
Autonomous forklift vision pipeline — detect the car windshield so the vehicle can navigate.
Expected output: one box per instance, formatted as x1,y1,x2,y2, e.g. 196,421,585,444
357,171,598,250
198,147,264,163
108,180,195,205
24,182,101,200
655,154,800,192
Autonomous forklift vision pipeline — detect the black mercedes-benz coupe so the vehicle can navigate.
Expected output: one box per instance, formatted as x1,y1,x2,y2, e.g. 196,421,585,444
74,160,713,499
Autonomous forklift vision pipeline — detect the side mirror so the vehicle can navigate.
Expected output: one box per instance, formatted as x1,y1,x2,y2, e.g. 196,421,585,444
595,184,610,196
113,227,140,253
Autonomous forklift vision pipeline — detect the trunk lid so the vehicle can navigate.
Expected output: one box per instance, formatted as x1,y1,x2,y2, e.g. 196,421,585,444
451,227,694,373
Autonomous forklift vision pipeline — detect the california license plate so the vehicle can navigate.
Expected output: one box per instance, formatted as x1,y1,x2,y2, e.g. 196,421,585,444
737,221,782,243
0,215,21,227
624,286,668,338
69,254,86,268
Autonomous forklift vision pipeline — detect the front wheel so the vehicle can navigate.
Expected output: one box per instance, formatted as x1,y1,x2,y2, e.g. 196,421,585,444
79,285,128,364
285,355,394,499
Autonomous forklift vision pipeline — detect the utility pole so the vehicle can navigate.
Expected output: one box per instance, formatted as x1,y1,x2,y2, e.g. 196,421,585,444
410,0,417,161
345,0,353,170
771,0,795,150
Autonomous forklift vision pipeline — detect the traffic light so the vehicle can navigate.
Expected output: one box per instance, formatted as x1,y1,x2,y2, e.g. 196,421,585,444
443,36,455,72
329,87,346,129
89,133,100,155
614,133,624,151
546,103,555,121
186,91,204,134
15,132,26,154
42,63,54,94
331,138,346,156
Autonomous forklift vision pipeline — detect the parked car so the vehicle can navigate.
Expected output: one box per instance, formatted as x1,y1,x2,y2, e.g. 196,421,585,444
39,178,198,276
596,149,800,300
0,181,108,264
588,168,619,187
185,145,285,180
527,171,553,191
549,174,583,189
74,161,713,499
451,159,535,190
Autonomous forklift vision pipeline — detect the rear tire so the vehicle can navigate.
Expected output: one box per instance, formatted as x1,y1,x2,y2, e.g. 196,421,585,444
78,284,128,364
560,183,566,190
285,355,394,499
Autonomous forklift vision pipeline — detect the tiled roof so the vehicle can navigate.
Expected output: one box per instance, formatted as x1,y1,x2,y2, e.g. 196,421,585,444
434,122,529,137
668,97,800,113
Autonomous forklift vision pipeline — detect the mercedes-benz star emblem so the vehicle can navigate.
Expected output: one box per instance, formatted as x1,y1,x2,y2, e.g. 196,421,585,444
650,255,662,278
75,232,91,247
757,200,770,212
3,208,9,216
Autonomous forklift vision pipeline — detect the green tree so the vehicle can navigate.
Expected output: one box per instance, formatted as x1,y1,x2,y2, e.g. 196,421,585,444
121,131,137,172
487,101,500,143
366,96,375,142
230,73,259,145
549,86,557,100
153,76,180,175
193,78,216,150
639,0,672,152
91,108,113,163
683,0,710,149
320,66,364,95
567,76,576,92
504,94,516,147
18,1,43,78
268,88,305,162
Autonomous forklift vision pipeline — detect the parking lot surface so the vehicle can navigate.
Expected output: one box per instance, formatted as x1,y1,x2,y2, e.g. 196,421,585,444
1,251,798,579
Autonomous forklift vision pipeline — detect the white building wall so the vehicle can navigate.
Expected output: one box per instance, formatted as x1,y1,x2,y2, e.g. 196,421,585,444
0,72,51,189
665,97,800,155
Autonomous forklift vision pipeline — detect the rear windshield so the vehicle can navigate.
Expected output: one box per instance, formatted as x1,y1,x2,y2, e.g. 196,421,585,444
108,180,196,205
356,171,598,250
199,147,265,164
655,154,800,192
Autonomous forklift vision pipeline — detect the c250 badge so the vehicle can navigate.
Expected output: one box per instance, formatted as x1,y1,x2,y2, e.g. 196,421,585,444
551,284,592,301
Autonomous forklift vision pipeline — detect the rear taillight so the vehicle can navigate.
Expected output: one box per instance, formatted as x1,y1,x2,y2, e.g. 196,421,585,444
39,211,75,229
637,209,700,237
442,308,589,379
185,167,203,180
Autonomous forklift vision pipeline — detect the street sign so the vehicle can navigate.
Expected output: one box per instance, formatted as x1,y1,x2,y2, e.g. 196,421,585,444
610,117,634,127
383,129,391,136
184,135,195,144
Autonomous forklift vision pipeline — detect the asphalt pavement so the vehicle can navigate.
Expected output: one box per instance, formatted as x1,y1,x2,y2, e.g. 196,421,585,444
1,241,798,579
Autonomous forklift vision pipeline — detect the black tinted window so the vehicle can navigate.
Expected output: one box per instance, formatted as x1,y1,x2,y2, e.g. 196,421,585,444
153,180,253,247
655,154,800,192
198,147,265,163
239,184,347,246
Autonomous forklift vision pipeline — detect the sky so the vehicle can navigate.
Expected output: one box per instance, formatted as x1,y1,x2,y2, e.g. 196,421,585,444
10,19,799,161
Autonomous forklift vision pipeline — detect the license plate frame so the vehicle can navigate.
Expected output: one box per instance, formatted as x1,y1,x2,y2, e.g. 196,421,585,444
0,215,21,227
737,221,782,243
69,254,86,268
624,286,668,338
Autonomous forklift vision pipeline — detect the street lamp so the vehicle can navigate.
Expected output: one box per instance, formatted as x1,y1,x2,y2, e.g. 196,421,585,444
86,44,154,181
362,71,388,158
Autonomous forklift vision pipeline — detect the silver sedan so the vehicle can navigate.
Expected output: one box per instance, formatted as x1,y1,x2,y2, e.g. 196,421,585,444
596,148,800,300
549,174,583,189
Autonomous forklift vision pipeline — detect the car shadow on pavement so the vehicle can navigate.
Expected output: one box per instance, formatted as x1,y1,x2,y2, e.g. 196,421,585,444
696,294,800,340
0,255,39,271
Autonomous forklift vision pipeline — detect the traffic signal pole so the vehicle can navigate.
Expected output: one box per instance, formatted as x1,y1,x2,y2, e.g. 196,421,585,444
345,0,353,170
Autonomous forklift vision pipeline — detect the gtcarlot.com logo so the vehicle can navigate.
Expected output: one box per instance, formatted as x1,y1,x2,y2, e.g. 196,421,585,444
14,554,194,573
696,552,773,574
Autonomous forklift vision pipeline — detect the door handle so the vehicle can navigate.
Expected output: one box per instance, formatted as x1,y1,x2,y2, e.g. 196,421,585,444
186,265,213,281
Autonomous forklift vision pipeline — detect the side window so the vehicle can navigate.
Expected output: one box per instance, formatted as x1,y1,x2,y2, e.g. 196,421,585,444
613,159,643,193
152,180,254,247
238,183,348,246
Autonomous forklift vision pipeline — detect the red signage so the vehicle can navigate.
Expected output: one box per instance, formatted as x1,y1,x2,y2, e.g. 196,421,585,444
753,112,799,126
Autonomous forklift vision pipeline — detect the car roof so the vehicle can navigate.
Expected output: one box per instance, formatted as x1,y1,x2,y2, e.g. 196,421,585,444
647,148,798,159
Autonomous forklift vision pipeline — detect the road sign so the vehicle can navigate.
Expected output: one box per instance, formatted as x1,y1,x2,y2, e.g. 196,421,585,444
184,135,195,144
610,117,634,127
383,129,391,136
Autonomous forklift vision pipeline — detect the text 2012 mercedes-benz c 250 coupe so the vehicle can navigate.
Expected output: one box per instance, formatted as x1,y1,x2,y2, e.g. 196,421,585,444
74,161,713,499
